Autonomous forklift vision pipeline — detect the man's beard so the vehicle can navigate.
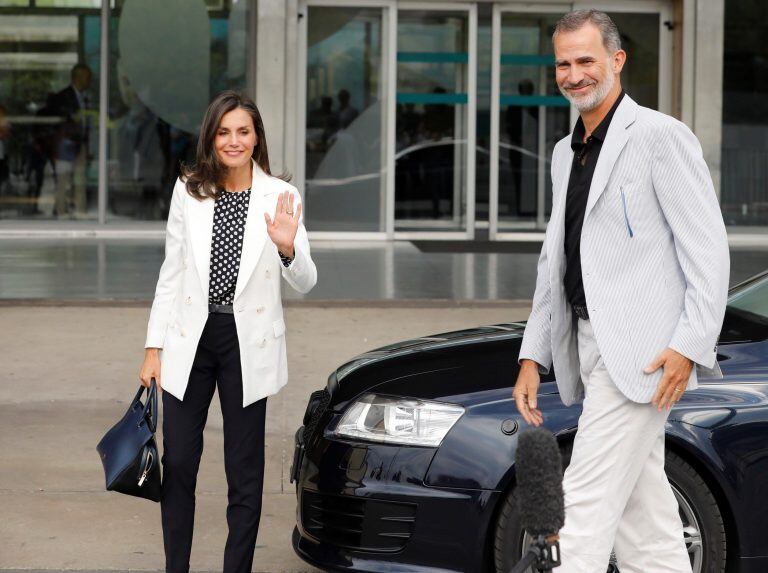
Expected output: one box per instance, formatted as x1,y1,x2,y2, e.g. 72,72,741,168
559,70,615,112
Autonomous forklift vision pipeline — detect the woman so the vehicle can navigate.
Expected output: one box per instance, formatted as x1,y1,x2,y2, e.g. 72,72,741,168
139,91,316,573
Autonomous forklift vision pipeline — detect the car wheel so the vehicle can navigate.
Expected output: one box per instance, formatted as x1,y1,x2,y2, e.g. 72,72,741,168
493,450,725,573
665,451,727,573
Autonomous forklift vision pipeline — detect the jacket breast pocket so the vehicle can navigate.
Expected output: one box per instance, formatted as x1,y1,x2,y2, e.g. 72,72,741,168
606,177,637,237
619,185,634,238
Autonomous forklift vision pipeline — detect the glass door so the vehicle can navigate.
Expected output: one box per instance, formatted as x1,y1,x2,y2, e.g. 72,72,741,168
393,3,477,238
299,3,390,235
298,1,477,240
489,1,673,239
490,4,571,236
574,1,672,114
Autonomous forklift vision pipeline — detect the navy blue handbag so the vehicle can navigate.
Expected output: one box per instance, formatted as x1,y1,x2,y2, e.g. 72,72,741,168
97,379,161,502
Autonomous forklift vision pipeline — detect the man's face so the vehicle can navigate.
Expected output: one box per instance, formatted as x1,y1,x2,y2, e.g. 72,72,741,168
74,69,92,91
554,23,623,112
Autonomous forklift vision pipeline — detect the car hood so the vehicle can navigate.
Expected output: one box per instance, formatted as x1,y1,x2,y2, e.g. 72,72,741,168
327,322,529,408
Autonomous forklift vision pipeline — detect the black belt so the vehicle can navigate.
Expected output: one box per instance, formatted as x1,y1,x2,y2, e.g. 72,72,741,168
572,305,590,320
208,303,234,314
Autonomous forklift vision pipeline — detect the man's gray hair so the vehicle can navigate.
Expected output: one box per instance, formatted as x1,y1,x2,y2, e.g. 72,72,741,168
553,9,622,53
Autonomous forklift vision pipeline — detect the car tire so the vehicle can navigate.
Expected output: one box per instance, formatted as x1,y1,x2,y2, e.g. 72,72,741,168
665,451,727,573
493,449,726,573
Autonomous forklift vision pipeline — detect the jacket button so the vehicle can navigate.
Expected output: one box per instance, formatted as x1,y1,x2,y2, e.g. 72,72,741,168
256,306,264,314
180,329,187,337
185,296,192,305
265,269,271,279
260,338,267,348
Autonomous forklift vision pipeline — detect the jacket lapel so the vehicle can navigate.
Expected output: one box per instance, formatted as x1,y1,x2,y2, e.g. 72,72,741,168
234,160,271,301
547,143,573,284
188,192,215,296
583,95,638,221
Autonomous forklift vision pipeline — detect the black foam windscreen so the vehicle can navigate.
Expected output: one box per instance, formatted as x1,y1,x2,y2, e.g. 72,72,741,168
515,427,565,536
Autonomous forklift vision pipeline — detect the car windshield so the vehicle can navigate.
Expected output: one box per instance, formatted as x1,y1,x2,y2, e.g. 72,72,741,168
722,272,768,343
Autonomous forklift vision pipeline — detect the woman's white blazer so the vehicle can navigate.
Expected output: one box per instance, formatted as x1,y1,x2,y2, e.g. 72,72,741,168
145,161,317,406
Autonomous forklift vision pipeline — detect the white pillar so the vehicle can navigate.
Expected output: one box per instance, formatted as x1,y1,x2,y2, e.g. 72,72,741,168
284,0,300,186
256,0,289,174
98,0,109,224
682,0,724,198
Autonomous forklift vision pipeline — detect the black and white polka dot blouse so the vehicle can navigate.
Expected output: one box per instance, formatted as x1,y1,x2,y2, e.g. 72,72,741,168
208,189,250,306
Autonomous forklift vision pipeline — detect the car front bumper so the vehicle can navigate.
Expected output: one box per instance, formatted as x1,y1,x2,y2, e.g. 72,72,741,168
291,422,500,573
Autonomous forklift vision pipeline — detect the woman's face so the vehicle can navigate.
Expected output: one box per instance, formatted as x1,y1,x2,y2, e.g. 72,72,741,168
215,107,257,170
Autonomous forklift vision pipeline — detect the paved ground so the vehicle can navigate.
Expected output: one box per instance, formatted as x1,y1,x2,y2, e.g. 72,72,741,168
0,303,530,572
2,236,765,572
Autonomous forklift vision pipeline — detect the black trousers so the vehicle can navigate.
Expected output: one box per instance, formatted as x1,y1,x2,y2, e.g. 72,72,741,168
161,313,267,573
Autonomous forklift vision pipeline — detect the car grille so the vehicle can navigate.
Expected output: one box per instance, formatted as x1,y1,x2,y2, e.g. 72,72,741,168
301,490,417,552
302,388,331,444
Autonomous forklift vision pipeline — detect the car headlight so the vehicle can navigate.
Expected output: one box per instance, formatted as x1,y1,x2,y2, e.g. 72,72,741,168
334,393,464,447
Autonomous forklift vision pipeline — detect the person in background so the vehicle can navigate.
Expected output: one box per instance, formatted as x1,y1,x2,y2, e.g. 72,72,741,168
505,79,538,218
337,89,359,129
0,104,10,195
49,63,92,217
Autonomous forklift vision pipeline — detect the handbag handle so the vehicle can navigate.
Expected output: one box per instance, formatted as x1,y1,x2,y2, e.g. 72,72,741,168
137,378,158,433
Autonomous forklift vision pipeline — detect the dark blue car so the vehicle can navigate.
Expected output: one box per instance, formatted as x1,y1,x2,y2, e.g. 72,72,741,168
292,271,768,573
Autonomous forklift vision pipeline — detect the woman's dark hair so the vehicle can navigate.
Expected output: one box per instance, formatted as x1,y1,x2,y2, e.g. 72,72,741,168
182,90,288,200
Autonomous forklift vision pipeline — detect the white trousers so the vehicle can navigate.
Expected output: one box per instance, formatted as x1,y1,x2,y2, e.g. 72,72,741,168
556,319,691,573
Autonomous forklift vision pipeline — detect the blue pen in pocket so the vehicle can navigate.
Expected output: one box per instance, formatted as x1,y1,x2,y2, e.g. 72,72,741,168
621,187,634,238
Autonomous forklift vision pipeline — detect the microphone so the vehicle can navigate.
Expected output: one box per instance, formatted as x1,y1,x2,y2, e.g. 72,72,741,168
510,427,565,573
516,427,565,535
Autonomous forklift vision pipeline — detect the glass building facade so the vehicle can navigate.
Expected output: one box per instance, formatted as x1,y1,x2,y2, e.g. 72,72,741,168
0,0,252,221
0,0,763,239
721,1,768,227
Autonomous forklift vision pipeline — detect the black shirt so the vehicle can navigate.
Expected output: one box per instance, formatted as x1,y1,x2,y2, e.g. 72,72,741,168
207,188,295,307
209,189,251,306
563,91,625,308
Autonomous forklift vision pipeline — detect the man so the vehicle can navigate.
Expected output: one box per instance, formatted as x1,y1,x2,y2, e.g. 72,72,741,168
0,104,9,194
49,63,92,217
337,89,359,129
514,10,729,573
505,78,537,218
